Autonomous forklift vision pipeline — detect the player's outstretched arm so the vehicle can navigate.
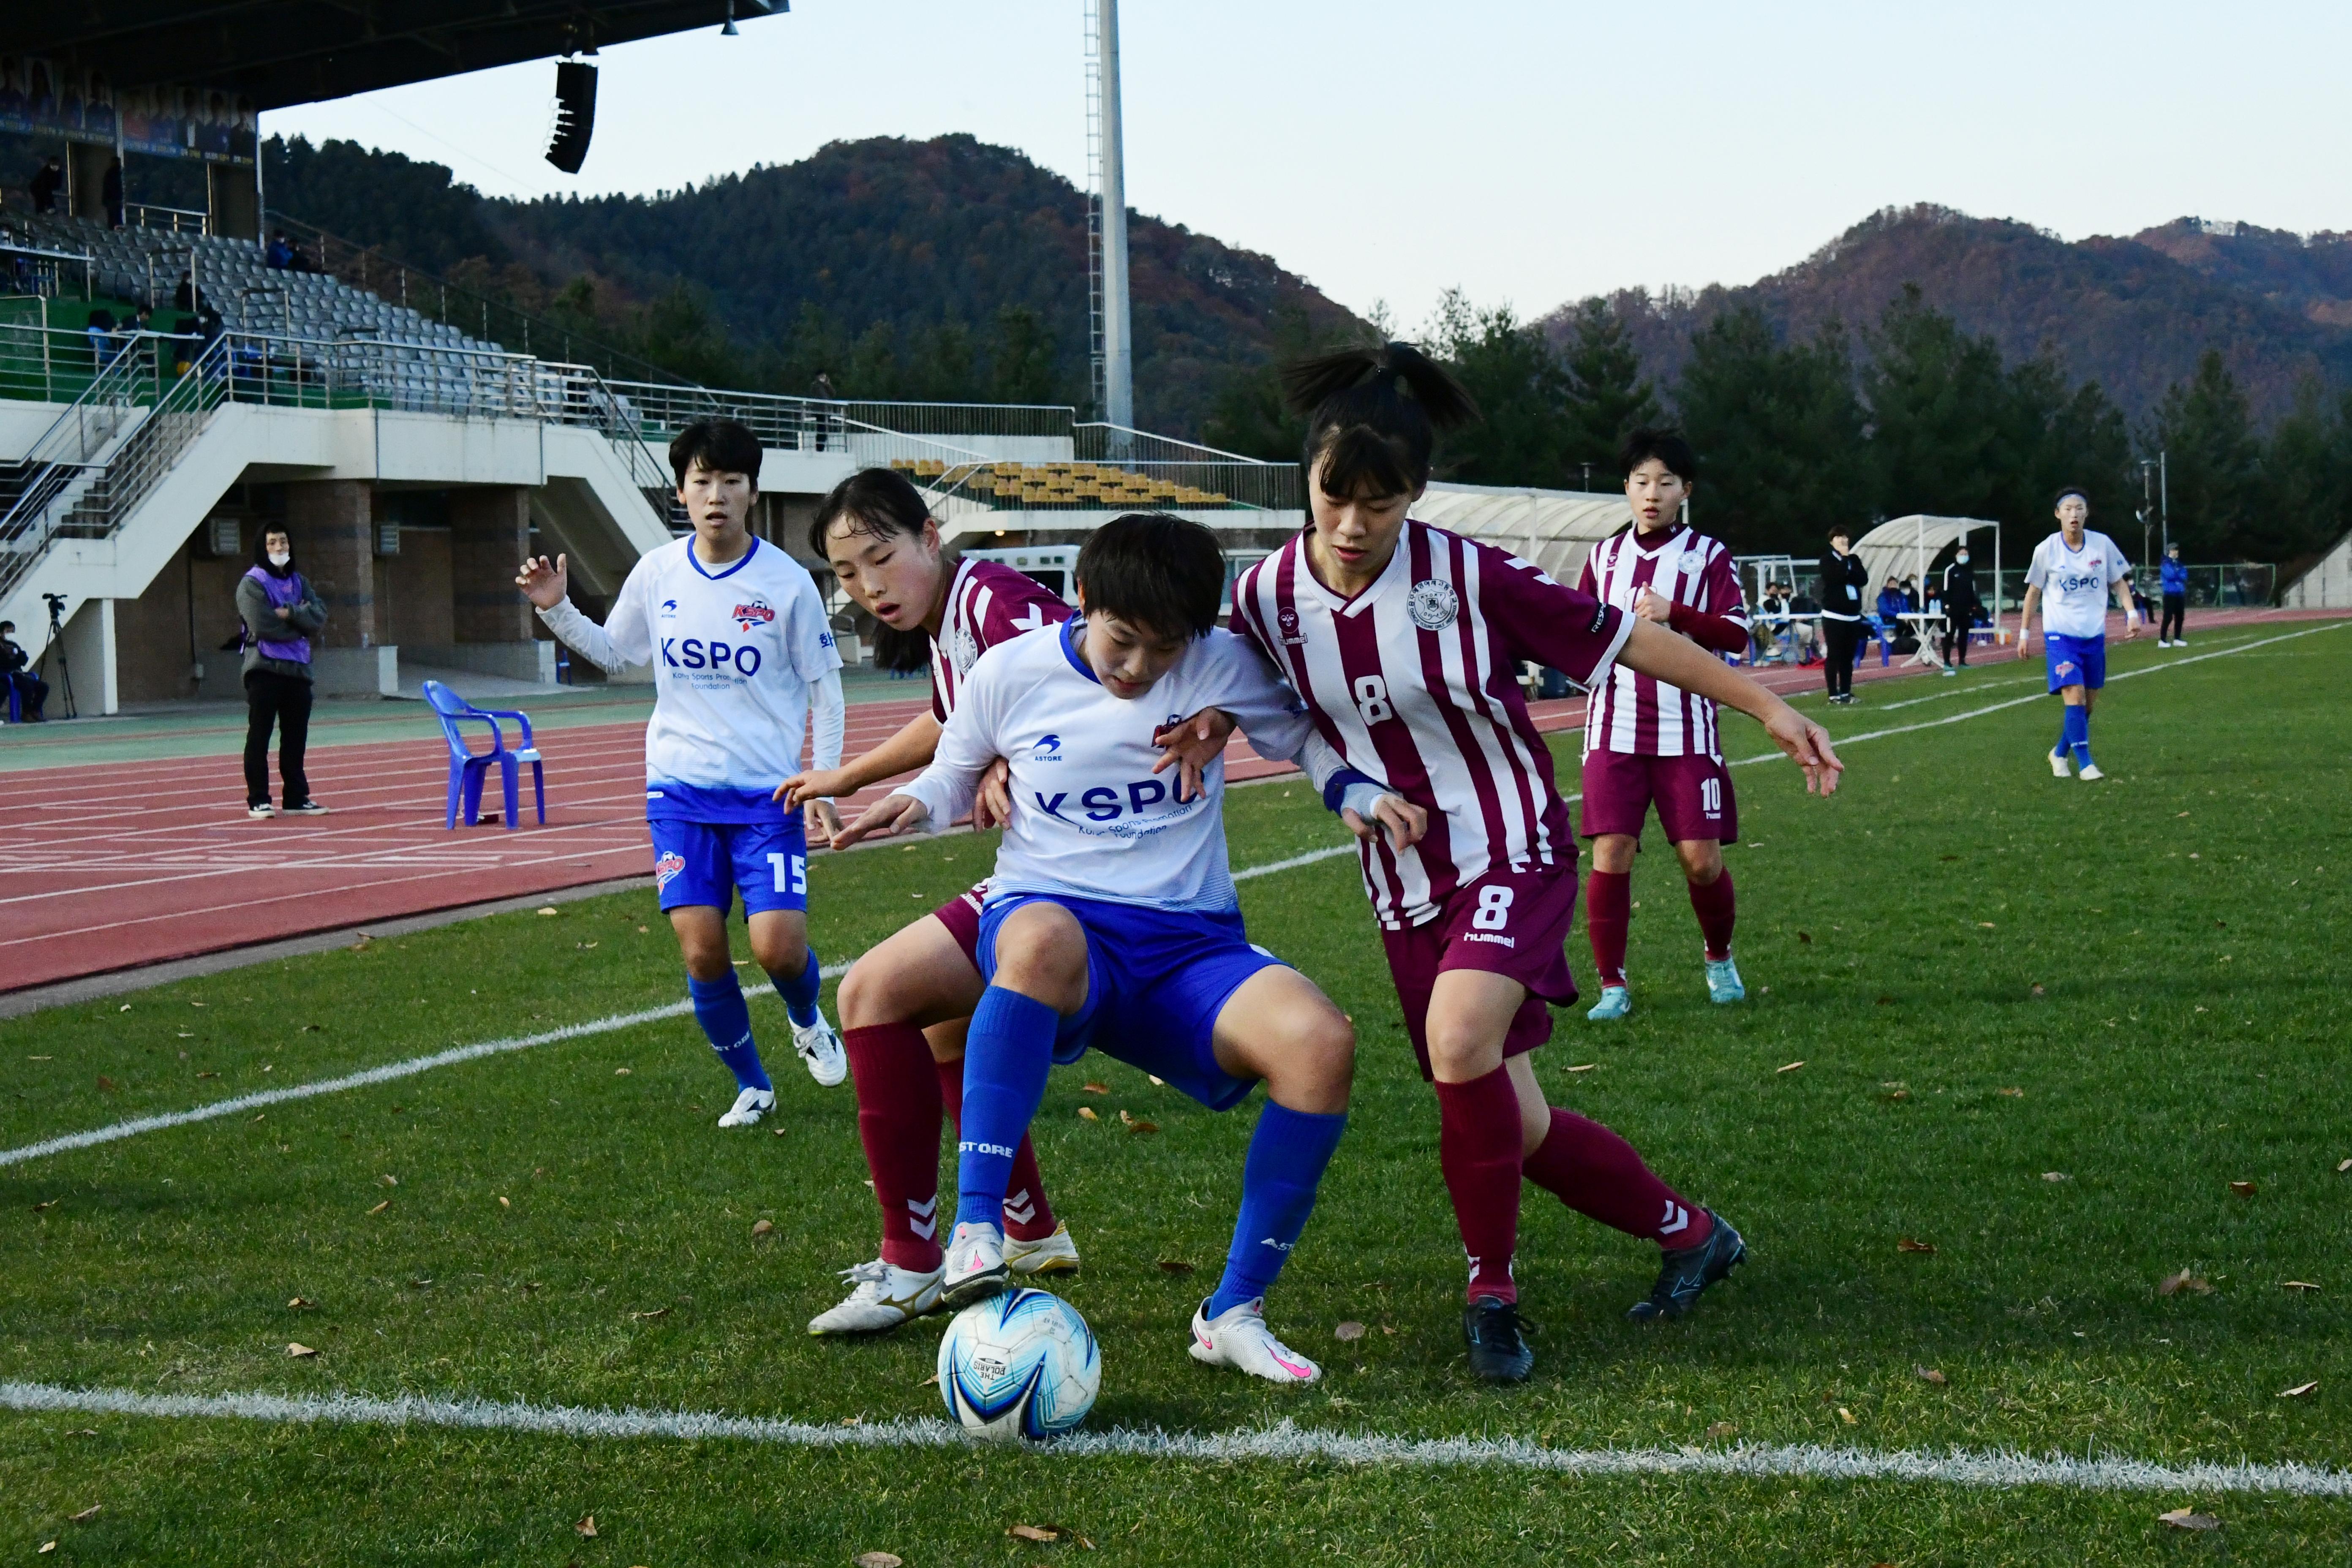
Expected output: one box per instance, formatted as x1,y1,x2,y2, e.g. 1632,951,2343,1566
780,710,945,817
1619,620,1843,796
1150,707,1238,802
517,553,637,671
829,792,932,849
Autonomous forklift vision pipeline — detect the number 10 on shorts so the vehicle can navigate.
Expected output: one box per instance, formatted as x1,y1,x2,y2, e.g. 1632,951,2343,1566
1700,777,1722,816
768,852,808,894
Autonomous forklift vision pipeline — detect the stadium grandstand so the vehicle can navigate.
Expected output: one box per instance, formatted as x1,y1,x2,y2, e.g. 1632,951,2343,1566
0,5,1301,715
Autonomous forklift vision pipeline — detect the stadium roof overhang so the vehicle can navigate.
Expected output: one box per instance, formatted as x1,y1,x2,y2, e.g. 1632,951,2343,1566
1,1,783,112
1412,482,1633,588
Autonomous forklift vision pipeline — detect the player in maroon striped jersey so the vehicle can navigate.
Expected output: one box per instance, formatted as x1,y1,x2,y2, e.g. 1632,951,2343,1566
1230,345,1841,1380
780,468,1082,1334
1576,428,1754,1020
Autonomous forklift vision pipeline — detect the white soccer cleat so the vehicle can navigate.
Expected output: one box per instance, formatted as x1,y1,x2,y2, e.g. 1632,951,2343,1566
2048,747,2072,778
1189,1296,1321,1385
717,1086,776,1127
2077,763,2106,781
792,1010,848,1088
941,1220,1010,1309
1004,1221,1083,1277
807,1257,943,1335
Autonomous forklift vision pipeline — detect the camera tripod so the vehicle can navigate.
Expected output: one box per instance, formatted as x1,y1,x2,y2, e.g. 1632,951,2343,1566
38,592,76,720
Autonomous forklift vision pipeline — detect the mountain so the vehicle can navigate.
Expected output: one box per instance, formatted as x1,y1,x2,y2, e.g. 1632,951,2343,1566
1563,206,2352,427
254,132,1366,436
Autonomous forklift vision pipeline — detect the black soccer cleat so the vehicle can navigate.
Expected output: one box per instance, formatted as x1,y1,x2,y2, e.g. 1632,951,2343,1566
1462,1295,1535,1383
1627,1211,1747,1323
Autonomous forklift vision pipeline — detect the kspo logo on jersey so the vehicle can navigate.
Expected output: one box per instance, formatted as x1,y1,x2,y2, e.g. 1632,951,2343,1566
2054,565,2105,595
1032,776,1187,824
1408,577,1459,631
730,597,776,632
661,632,763,675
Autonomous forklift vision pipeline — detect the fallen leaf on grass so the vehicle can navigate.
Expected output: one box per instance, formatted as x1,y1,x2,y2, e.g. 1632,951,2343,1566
1881,1089,1911,1102
498,1196,511,1209
854,1555,902,1568
574,1515,597,1538
1997,1087,2025,1098
366,1200,389,1216
1008,1524,1059,1542
1565,1063,1598,1073
1875,995,1895,1006
196,1070,218,1079
1147,1075,1165,1086
27,1054,51,1061
31,1200,57,1212
2029,983,2046,997
68,1505,101,1523
1897,1237,1936,1254
2280,1381,2318,1398
1776,1060,1805,1074
286,1342,318,1358
1915,1365,1948,1386
751,1218,775,1237
1797,931,1812,944
630,1307,670,1321
2338,1157,2352,1173
2158,1508,2219,1531
1838,1407,1857,1425
1082,1083,1110,1094
2230,1180,2257,1198
2283,1281,2321,1293
38,1542,54,1554
2042,1172,2070,1182
287,1297,312,1309
920,1373,938,1387
378,1174,398,1187
1977,921,1996,929
96,1075,117,1092
613,1067,632,1076
1704,1421,1737,1439
1076,1106,1098,1121
1334,1321,1367,1342
1157,1260,1195,1275
1118,1109,1158,1134
2157,1270,2214,1297
537,907,561,917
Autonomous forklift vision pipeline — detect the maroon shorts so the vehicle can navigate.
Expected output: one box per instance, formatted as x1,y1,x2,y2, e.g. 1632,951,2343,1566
931,880,990,969
1579,749,1738,845
1378,861,1582,1080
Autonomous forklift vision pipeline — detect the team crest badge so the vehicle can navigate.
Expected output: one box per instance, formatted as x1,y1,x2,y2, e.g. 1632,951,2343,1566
653,852,686,891
1408,578,1459,632
731,598,775,632
952,626,981,675
1276,606,1307,646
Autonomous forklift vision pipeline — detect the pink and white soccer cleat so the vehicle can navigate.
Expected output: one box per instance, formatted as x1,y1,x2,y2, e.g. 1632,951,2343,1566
1188,1296,1321,1384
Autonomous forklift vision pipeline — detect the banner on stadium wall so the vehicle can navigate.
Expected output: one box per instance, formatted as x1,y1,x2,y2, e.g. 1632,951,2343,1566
0,57,257,166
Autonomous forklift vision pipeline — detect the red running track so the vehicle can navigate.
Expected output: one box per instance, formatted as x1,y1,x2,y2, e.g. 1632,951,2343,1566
6,606,2327,992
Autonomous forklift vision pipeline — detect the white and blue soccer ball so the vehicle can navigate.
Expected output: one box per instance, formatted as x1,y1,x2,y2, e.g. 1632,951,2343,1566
936,1287,1100,1440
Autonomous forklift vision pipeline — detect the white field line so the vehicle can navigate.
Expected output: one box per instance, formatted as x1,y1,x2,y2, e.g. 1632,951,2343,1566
8,618,2341,1172
0,1382,2343,1499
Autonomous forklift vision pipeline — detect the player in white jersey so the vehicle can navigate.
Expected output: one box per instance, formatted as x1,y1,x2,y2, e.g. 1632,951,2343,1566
2017,486,2139,781
1233,344,1841,1382
518,419,848,1126
836,514,1421,1383
779,468,1085,1331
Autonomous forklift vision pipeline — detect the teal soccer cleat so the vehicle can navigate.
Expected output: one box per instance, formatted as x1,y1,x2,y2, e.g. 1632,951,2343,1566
1704,956,1745,1004
1586,984,1632,1021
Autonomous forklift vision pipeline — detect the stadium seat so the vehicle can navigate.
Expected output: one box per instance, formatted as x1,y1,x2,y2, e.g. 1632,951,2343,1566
420,680,544,830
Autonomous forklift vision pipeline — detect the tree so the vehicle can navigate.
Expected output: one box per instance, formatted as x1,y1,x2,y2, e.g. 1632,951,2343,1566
2148,350,2264,558
2253,380,2352,565
1674,305,1869,554
1559,298,1660,473
989,305,1060,406
1200,305,1350,461
1861,284,2012,521
1426,291,1574,487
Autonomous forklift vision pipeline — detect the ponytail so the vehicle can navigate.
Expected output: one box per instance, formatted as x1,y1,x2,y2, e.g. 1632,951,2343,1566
1281,341,1478,501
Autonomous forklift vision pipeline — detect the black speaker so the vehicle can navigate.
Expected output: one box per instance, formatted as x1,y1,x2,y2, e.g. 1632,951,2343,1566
546,59,598,174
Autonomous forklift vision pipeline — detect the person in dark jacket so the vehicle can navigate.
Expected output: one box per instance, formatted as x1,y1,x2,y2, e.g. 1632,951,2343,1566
237,528,329,818
1818,528,1869,703
0,620,48,720
30,155,63,214
1940,543,1981,673
2159,543,2189,646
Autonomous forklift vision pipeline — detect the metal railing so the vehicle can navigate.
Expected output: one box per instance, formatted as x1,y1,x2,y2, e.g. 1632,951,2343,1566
0,320,192,406
603,380,1078,449
58,336,232,543
125,203,211,238
0,335,168,604
1,241,96,302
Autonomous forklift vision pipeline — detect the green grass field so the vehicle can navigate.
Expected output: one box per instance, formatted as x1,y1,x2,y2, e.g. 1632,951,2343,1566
5,623,2349,1564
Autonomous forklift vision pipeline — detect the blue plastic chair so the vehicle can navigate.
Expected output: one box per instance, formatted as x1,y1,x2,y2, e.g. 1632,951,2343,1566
421,680,544,830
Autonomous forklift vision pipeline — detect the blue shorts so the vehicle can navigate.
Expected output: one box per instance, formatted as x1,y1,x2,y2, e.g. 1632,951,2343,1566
649,812,808,916
2045,633,2106,693
975,893,1284,1112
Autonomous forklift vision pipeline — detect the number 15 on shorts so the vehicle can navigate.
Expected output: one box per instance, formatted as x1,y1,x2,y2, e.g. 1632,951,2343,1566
768,852,808,895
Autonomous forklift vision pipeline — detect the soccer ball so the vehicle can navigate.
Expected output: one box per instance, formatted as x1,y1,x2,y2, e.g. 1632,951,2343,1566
936,1287,1100,1440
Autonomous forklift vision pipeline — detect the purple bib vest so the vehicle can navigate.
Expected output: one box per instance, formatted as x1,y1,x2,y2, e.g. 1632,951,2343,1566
244,565,311,664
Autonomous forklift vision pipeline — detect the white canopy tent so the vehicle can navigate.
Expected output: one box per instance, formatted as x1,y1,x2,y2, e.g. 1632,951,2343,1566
1855,514,2003,626
1410,482,1633,587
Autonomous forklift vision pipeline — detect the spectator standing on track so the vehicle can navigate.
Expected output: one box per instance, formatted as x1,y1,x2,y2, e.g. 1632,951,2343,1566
1817,529,1868,703
0,620,49,721
237,527,329,819
1940,544,1980,675
2159,542,2189,646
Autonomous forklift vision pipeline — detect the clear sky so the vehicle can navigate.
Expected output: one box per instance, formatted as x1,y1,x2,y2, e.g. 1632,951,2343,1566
262,1,2352,330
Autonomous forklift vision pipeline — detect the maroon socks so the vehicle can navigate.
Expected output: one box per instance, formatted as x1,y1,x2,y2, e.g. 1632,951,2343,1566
841,1023,944,1272
1586,868,1631,988
1433,1064,1525,1303
1688,867,1736,962
934,1056,1059,1243
1523,1108,1713,1251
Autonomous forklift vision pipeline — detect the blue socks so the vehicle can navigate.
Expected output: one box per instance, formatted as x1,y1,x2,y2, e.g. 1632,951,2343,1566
955,985,1060,1230
769,944,823,1028
687,972,770,1093
1204,1102,1349,1320
2061,705,2092,768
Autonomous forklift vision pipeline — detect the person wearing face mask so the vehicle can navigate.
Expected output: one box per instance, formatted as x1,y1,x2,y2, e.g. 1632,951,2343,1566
237,527,329,818
1940,543,1981,675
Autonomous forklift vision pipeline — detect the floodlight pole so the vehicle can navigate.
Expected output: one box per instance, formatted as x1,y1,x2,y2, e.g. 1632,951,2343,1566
1087,0,1134,436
